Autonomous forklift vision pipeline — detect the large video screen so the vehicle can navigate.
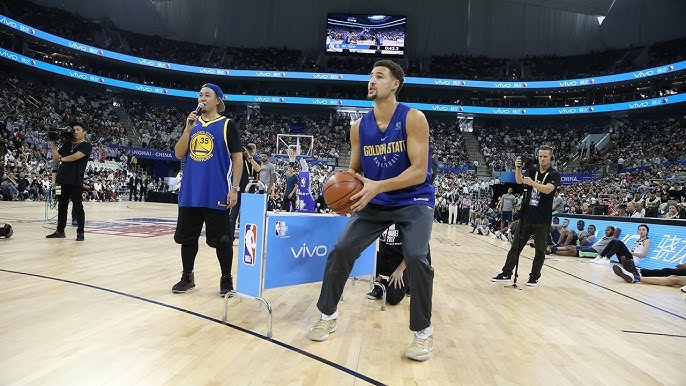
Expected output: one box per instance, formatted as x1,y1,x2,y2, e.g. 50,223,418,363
326,14,406,57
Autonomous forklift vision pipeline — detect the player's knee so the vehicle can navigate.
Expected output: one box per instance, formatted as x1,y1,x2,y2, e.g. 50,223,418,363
207,235,232,248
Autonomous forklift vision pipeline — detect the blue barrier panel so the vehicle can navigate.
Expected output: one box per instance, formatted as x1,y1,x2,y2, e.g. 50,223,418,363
263,213,376,289
236,194,268,297
557,215,686,270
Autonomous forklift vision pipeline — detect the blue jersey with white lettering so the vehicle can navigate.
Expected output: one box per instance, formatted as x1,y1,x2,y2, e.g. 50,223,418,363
178,116,235,209
359,103,435,207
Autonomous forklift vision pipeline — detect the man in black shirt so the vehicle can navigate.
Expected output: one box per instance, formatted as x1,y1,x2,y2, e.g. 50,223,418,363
228,143,261,242
491,145,560,286
46,122,92,241
281,163,298,212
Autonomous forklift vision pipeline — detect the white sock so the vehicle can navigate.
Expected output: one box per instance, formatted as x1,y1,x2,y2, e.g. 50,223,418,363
321,311,338,321
415,325,433,339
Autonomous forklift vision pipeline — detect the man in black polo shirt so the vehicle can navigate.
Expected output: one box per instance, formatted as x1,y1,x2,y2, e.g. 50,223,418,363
491,145,561,286
46,122,92,241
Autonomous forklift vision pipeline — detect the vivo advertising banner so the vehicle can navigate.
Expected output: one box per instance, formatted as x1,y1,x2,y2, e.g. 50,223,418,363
2,13,684,90
263,213,376,289
2,47,685,115
236,194,268,298
558,216,686,271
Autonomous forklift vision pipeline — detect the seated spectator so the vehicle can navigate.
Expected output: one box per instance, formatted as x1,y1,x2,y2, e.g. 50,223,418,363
591,224,651,266
554,226,620,258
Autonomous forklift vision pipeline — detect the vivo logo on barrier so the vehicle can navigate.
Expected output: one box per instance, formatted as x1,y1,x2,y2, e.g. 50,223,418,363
256,72,285,77
255,97,271,102
69,71,87,80
0,17,17,28
629,101,649,109
434,80,452,86
494,83,513,88
68,42,87,51
291,243,328,259
633,70,654,78
558,108,576,114
199,68,215,74
493,109,511,114
313,73,330,79
135,85,153,92
313,99,329,105
432,106,449,111
559,81,577,87
138,59,156,67
0,50,18,61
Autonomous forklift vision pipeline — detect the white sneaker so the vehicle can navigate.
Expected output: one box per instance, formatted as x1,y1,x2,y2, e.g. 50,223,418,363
681,285,686,293
597,257,612,266
405,332,434,361
590,256,603,264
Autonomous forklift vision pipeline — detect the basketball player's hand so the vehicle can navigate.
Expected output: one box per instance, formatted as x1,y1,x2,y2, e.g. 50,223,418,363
226,190,238,208
186,111,199,127
388,267,405,289
350,175,382,212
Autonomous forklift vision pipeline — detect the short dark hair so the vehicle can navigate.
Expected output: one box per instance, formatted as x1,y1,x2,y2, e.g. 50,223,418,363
373,59,404,96
69,121,86,131
539,144,554,155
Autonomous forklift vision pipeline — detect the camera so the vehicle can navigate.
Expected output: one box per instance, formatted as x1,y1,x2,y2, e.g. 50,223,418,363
520,155,536,169
47,126,74,142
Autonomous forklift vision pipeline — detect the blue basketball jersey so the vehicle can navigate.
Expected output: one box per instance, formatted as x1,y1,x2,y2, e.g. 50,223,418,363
178,116,234,209
359,103,435,207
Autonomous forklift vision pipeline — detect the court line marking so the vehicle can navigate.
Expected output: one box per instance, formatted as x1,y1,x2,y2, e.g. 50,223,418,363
621,330,686,339
457,229,686,322
0,268,386,386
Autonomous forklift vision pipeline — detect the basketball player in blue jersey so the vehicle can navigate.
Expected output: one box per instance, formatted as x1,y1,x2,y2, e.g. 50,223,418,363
171,83,244,297
308,60,436,362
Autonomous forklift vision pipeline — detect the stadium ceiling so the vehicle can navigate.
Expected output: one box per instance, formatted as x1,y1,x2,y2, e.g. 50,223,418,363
506,0,616,16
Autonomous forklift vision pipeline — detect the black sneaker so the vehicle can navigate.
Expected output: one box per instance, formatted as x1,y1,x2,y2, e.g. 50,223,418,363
172,272,196,293
491,273,512,282
219,274,234,297
366,283,384,300
2,223,12,238
526,276,539,287
76,233,84,241
46,231,66,239
71,220,77,226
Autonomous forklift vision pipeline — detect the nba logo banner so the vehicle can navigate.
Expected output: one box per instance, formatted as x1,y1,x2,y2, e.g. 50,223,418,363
237,193,267,297
243,223,257,266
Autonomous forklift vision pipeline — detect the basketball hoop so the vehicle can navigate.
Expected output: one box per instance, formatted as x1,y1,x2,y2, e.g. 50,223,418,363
287,148,298,163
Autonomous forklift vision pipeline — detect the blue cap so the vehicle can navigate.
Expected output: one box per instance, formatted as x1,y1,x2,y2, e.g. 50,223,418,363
201,83,226,112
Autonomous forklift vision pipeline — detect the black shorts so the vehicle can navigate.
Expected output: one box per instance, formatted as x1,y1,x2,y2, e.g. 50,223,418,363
174,206,231,248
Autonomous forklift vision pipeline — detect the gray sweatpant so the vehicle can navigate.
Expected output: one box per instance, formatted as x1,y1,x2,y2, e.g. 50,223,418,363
316,204,434,331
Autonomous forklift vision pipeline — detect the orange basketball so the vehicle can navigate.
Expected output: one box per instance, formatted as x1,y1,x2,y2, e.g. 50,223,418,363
324,172,364,215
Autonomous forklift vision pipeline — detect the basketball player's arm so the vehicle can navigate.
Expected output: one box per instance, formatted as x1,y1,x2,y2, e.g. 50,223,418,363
350,109,430,211
347,119,362,174
174,111,198,159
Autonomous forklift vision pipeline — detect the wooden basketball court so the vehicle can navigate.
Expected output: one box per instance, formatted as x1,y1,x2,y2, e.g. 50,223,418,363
1,201,684,385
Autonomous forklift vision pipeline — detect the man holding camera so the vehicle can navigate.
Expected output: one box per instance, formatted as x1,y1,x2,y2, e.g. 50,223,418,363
46,122,92,241
228,143,261,243
491,145,560,286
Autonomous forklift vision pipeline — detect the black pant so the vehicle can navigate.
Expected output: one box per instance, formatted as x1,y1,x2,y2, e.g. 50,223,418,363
281,194,296,212
599,239,631,261
501,222,548,280
640,268,686,277
317,204,434,331
57,183,84,234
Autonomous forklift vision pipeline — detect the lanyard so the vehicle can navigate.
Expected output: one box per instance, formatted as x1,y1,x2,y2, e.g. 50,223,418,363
532,171,549,193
